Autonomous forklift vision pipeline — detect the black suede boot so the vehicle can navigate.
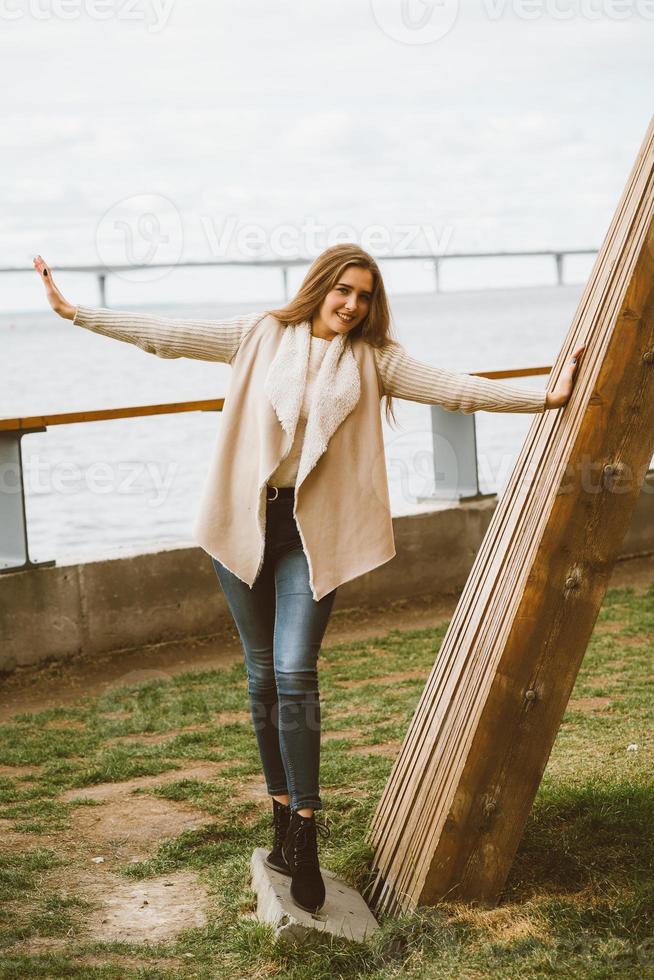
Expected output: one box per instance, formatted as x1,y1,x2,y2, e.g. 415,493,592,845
282,810,331,913
264,797,292,876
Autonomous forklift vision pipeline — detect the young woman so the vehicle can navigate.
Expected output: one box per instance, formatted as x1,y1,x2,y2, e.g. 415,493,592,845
33,245,584,914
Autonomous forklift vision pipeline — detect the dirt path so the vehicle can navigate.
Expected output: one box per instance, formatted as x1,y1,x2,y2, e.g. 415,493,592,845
1,555,652,722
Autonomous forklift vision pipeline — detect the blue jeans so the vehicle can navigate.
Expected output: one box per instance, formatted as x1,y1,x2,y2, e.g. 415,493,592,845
210,490,337,813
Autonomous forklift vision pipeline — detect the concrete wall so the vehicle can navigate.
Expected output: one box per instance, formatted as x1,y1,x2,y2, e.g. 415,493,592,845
2,475,653,673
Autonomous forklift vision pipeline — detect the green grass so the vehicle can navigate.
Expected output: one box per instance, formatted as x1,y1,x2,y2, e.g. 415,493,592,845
0,584,652,978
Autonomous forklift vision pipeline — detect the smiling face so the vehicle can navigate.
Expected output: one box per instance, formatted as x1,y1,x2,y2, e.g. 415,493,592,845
311,265,374,340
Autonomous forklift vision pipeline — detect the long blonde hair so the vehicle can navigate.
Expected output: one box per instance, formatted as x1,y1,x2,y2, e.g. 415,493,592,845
267,244,401,428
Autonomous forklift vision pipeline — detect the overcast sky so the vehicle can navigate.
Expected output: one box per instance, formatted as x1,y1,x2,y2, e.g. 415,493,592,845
2,0,653,308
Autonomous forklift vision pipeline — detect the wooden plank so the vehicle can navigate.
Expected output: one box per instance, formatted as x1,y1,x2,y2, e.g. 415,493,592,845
367,116,654,912
0,398,224,431
374,117,654,888
382,128,654,904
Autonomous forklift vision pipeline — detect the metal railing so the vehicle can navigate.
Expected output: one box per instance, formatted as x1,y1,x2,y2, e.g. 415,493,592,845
0,366,552,574
2,249,598,304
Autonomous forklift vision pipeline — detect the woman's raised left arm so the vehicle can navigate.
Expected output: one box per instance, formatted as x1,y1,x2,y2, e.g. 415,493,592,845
373,342,585,414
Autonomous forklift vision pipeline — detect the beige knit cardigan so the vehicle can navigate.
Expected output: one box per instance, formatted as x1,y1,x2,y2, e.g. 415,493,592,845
73,305,548,599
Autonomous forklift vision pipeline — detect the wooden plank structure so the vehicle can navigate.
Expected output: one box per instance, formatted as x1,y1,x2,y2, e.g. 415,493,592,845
366,117,654,913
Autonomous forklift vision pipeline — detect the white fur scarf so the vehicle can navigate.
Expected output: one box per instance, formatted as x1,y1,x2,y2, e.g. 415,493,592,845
263,320,361,489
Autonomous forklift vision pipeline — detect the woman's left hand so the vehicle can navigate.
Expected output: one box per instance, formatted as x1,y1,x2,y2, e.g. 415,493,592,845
546,345,586,409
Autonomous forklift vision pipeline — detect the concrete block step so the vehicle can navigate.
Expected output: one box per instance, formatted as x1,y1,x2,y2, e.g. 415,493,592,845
249,847,379,943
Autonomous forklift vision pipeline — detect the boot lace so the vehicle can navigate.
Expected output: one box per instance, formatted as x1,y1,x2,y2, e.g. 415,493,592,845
292,818,331,872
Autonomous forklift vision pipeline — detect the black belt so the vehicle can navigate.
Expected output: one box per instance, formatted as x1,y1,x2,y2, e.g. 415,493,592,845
266,485,295,501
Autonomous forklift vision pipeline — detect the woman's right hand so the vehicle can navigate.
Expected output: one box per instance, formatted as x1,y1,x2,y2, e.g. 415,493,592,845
32,255,76,320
